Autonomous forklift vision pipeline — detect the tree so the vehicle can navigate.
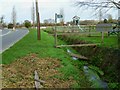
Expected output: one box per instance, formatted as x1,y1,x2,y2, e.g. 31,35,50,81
8,23,14,29
0,16,4,23
24,20,31,28
12,6,17,28
31,2,35,27
75,0,120,19
75,0,120,49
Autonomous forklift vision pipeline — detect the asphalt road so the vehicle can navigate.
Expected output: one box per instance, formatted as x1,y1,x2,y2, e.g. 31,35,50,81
0,29,29,53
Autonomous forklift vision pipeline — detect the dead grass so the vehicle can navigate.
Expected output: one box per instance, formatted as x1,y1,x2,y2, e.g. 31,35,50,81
2,53,76,88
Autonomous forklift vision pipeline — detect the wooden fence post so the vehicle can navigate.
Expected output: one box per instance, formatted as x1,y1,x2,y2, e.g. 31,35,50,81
101,31,104,44
88,25,91,37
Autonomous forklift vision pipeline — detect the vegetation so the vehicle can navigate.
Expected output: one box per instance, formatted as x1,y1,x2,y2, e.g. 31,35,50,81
8,23,14,29
24,20,32,28
44,27,120,88
2,28,91,88
2,28,120,88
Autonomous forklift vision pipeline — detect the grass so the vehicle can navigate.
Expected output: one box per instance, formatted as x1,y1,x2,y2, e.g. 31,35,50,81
2,28,91,88
45,26,118,48
2,28,69,64
78,35,118,48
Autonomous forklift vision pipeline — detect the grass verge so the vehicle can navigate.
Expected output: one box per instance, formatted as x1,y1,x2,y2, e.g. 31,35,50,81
2,28,91,88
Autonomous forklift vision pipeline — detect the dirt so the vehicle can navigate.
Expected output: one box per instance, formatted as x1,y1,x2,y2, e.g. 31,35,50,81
2,54,76,88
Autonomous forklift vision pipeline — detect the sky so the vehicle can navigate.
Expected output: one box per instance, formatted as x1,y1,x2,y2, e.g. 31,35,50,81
0,0,119,24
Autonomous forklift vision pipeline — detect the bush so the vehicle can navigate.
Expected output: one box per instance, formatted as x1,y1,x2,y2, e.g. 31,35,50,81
8,23,13,29
24,20,31,28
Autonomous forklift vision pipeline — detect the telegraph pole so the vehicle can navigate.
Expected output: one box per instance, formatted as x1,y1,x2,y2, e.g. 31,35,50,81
35,0,40,40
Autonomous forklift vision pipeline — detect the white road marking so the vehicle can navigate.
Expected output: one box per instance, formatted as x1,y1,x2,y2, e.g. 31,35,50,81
0,31,11,36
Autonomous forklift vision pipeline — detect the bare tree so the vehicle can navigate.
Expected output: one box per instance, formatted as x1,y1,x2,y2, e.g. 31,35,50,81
75,0,120,48
0,16,4,23
35,0,41,40
75,0,120,9
32,2,35,27
74,0,120,19
12,6,16,29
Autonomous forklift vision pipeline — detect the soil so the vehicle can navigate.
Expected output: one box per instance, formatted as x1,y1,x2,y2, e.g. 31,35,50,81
2,54,76,88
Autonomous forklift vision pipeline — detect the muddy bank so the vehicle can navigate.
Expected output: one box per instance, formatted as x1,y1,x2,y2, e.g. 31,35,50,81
58,35,120,83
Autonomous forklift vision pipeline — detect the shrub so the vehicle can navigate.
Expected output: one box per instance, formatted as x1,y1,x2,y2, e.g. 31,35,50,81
8,23,13,29
24,20,31,28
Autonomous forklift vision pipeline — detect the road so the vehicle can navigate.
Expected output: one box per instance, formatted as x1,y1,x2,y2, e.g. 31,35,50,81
0,29,29,53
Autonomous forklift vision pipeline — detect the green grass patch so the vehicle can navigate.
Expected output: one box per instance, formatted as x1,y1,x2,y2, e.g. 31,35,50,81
2,28,71,64
79,35,118,48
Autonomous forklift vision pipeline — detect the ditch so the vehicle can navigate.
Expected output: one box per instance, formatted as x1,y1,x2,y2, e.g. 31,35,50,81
58,35,120,88
44,29,120,88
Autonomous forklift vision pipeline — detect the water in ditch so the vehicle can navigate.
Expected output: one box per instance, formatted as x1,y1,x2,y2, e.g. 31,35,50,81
67,49,108,88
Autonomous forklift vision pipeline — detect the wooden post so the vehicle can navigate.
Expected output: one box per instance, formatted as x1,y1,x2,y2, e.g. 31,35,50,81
35,0,40,40
101,31,104,44
88,25,91,37
38,12,40,40
55,13,57,47
34,70,43,89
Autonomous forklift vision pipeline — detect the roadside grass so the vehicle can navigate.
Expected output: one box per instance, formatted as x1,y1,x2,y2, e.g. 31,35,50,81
2,28,68,64
2,28,91,88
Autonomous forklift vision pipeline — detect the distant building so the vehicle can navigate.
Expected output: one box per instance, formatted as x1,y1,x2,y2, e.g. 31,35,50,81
72,15,80,25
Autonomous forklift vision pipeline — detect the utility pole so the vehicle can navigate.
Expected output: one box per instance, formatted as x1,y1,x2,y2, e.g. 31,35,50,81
35,0,40,40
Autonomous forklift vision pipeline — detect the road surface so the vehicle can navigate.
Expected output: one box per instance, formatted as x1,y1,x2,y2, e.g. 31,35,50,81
0,29,29,53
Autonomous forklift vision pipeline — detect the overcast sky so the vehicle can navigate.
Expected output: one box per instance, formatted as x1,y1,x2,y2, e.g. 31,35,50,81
0,0,118,24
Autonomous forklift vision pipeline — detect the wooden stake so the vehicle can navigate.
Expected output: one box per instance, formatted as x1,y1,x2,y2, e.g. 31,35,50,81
34,70,43,89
